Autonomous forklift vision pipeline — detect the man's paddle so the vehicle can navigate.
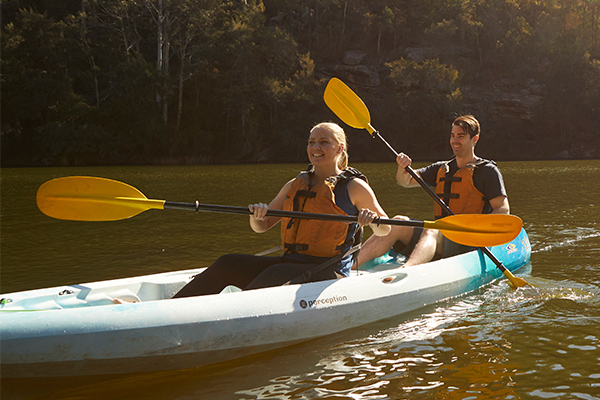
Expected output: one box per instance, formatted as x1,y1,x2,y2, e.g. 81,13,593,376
36,176,522,247
324,77,531,288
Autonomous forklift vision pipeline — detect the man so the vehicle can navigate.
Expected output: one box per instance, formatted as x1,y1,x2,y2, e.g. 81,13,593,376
357,115,510,267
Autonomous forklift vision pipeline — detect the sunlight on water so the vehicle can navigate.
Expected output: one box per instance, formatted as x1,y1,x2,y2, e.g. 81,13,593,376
535,231,600,254
236,272,600,400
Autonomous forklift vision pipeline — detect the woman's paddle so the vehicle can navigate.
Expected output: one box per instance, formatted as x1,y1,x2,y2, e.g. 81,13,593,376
36,176,522,247
324,77,531,288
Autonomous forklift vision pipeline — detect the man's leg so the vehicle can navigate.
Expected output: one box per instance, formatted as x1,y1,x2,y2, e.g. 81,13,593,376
356,215,414,267
403,229,443,267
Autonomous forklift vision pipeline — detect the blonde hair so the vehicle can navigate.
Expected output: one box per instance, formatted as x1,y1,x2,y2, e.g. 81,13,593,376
310,122,348,170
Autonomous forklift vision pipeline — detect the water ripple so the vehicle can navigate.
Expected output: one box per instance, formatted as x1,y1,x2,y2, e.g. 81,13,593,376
236,277,600,400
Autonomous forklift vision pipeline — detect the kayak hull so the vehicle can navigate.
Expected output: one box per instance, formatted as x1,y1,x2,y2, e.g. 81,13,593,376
0,229,531,377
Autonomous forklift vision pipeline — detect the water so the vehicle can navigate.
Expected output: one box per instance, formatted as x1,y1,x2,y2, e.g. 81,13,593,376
1,160,599,399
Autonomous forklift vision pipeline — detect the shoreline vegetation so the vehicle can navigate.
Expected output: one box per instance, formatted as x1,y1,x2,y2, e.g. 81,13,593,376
2,0,599,168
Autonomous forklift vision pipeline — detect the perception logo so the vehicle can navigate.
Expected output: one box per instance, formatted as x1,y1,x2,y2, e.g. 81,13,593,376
299,295,348,309
506,243,517,254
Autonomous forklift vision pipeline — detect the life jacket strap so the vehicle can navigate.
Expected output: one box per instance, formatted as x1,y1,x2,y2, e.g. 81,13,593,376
283,243,309,252
283,242,347,253
285,243,362,285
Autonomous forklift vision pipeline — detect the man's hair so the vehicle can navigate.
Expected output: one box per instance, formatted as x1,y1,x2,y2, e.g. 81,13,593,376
453,115,480,138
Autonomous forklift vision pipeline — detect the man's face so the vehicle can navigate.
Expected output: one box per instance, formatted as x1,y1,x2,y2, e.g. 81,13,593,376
450,125,478,157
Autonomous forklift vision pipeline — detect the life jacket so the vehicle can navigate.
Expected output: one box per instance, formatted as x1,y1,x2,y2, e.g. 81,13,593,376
434,158,491,219
281,168,366,258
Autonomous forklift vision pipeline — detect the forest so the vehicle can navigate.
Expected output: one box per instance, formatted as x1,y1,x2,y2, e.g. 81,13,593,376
1,0,599,167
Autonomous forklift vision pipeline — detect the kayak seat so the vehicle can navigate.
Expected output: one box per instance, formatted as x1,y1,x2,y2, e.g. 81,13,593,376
83,288,141,306
137,281,190,300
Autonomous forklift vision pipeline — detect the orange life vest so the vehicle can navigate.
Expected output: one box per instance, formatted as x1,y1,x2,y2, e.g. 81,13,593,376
280,168,364,258
434,159,488,219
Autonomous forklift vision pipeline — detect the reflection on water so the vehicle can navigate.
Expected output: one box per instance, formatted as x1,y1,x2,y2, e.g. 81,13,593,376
1,160,599,399
237,278,600,400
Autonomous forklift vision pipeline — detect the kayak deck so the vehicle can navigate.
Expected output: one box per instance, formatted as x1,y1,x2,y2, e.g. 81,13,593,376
0,269,201,311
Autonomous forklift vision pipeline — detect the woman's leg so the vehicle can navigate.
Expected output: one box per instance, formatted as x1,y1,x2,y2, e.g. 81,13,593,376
172,254,286,298
244,262,340,290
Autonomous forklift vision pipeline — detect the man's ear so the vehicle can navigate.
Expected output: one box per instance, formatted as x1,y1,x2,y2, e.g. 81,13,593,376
472,134,479,146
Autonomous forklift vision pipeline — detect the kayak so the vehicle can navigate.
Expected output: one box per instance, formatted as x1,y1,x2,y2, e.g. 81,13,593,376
0,229,531,378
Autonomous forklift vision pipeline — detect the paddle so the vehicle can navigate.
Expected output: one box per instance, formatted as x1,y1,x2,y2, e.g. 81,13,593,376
36,176,522,247
324,77,531,288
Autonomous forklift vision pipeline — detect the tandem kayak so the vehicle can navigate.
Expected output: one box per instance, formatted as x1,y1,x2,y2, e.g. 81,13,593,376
0,229,531,378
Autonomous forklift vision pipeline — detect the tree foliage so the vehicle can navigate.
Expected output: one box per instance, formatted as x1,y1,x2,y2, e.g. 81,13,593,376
1,0,599,166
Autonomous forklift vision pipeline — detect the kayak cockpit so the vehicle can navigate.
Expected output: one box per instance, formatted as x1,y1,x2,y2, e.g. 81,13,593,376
1,253,405,312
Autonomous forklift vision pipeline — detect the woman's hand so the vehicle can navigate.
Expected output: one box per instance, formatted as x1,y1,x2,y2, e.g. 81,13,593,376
248,202,269,220
248,202,275,233
357,208,378,227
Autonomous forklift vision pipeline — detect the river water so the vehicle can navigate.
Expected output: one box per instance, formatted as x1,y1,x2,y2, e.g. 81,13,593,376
1,160,599,400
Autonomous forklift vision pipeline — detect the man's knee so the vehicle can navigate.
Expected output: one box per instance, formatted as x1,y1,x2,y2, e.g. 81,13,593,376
389,215,414,243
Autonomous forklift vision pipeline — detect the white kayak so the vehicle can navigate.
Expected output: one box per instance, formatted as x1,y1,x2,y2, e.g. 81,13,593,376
0,229,531,378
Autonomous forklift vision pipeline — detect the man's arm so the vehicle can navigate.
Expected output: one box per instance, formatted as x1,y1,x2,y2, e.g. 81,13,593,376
395,153,420,187
396,154,440,188
489,195,510,215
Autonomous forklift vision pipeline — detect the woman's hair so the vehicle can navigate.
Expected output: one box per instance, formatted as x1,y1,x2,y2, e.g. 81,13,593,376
453,115,480,138
310,122,348,170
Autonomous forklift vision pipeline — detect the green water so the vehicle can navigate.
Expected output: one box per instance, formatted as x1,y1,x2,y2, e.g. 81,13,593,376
1,160,599,399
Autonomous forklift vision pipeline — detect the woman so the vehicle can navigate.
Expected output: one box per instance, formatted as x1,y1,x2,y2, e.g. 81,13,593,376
173,122,390,298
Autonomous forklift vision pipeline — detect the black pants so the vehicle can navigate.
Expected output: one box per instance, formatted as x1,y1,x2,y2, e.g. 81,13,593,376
172,254,341,298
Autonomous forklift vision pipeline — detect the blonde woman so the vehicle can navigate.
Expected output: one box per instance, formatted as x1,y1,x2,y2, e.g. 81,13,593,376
173,122,390,297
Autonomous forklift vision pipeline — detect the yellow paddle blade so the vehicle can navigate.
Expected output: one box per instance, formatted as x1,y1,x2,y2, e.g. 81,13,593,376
503,270,531,288
37,176,165,221
426,214,523,247
324,77,376,135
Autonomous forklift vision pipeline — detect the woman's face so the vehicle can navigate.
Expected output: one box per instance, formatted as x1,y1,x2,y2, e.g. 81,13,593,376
307,127,343,167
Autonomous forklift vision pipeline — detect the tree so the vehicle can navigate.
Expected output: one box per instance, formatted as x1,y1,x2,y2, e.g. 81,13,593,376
1,9,91,165
386,58,462,156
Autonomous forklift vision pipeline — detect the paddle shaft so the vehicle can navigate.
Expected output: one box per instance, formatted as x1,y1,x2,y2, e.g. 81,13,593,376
167,201,427,228
369,130,514,277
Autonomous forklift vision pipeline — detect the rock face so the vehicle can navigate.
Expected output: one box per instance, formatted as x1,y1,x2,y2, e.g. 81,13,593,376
463,89,544,121
343,50,367,66
405,46,473,62
314,48,598,160
316,50,380,86
328,65,381,86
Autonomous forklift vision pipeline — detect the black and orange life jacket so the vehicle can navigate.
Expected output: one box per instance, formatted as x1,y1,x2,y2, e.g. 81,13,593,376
281,168,365,258
434,159,491,219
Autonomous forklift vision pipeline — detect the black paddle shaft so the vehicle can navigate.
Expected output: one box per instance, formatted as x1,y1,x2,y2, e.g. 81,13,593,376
164,201,425,228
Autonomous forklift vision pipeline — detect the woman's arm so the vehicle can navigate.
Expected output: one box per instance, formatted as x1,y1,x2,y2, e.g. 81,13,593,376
347,179,391,237
248,179,294,233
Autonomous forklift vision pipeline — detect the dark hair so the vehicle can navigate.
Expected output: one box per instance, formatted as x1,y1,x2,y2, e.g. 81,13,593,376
453,115,480,138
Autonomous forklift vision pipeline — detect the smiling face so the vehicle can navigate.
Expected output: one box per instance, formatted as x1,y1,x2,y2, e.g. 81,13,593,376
450,124,478,158
307,125,344,168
